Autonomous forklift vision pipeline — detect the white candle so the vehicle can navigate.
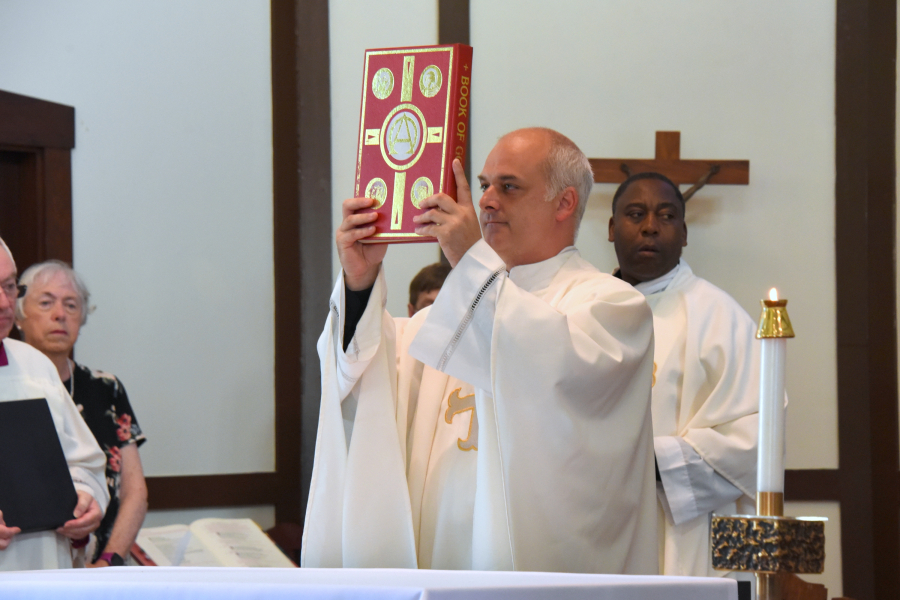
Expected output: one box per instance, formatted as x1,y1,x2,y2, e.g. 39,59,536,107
756,288,788,494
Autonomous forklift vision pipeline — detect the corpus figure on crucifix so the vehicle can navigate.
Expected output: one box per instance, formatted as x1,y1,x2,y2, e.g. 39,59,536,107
609,171,765,578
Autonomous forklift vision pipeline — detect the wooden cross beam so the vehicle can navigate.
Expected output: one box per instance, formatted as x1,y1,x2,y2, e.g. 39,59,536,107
589,131,749,186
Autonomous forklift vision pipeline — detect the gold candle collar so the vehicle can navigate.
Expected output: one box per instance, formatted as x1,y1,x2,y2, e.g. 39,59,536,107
757,491,784,517
756,299,795,339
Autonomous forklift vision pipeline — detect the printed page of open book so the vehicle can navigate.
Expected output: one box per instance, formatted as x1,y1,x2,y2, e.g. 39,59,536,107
135,524,219,566
188,518,295,568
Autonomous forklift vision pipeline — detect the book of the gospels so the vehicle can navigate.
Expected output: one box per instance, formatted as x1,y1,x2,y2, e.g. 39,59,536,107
134,518,295,568
355,43,473,243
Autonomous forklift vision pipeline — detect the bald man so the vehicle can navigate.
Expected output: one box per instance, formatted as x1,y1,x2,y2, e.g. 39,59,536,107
0,239,108,570
303,128,657,574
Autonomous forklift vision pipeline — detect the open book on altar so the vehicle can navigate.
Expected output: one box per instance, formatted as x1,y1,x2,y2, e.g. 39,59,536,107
133,518,295,568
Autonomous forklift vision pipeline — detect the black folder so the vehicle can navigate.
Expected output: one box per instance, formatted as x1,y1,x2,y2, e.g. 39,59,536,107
0,398,78,533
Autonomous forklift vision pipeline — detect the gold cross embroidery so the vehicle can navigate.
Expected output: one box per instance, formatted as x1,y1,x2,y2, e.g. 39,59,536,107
444,388,478,451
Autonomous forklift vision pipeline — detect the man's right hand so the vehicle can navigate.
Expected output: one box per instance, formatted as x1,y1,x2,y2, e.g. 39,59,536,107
337,197,388,291
0,510,20,550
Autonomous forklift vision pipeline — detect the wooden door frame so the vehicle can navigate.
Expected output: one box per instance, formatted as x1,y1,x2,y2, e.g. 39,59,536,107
0,89,74,266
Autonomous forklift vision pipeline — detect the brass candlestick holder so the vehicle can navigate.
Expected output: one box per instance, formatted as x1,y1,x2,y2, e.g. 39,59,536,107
711,494,826,600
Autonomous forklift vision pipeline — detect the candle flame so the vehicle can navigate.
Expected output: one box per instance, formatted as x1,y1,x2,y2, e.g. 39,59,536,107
769,288,778,301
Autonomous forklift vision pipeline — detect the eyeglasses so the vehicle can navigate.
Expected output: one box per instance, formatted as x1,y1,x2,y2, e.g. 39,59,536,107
0,282,28,299
0,280,17,299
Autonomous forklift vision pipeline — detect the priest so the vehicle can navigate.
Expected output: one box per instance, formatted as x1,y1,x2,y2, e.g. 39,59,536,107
0,238,108,570
608,172,760,576
302,128,658,574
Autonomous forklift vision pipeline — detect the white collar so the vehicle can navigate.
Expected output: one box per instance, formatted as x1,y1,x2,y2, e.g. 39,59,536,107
508,246,578,292
633,259,686,296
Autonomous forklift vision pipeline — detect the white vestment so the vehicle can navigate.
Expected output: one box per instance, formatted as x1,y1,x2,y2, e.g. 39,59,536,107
636,261,759,577
303,241,658,574
0,339,108,571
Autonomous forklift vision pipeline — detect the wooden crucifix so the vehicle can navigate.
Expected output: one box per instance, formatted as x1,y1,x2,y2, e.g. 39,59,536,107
590,131,749,200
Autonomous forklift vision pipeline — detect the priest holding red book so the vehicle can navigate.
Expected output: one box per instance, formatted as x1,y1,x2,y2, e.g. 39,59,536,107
302,127,658,574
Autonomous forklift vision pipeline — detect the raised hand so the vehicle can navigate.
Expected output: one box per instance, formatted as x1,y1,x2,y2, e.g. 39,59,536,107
336,197,389,290
412,159,482,267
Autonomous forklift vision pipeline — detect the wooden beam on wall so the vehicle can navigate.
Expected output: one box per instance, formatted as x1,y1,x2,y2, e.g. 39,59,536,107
834,1,899,598
0,90,74,149
271,0,333,525
42,147,73,265
438,0,470,266
784,469,841,502
0,91,73,268
439,0,469,46
271,0,304,526
147,473,278,510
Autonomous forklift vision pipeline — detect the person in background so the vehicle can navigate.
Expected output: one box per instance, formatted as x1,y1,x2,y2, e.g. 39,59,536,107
16,260,147,568
407,262,451,317
0,244,107,571
608,172,760,576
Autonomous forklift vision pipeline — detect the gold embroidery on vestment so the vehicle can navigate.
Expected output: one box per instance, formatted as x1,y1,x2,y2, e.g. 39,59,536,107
444,388,478,451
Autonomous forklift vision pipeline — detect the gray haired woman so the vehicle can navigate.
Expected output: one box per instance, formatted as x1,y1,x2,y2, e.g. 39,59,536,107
16,260,147,567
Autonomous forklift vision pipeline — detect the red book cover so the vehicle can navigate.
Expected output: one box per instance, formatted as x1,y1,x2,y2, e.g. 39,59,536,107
354,44,473,243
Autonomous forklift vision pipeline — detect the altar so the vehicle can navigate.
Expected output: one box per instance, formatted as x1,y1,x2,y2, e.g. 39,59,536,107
0,567,736,600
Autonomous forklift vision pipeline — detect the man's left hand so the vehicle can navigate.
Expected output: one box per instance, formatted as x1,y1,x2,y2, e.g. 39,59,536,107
413,159,482,267
57,490,102,540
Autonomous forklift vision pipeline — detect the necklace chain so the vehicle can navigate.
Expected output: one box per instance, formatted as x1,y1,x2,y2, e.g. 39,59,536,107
66,358,75,400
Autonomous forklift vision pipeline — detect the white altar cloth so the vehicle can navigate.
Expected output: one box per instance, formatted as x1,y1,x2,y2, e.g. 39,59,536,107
0,567,736,600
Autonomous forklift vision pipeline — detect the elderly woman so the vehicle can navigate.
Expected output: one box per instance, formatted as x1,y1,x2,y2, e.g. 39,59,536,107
15,260,147,567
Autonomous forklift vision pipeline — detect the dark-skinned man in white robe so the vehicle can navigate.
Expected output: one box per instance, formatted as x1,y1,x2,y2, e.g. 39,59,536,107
609,173,762,577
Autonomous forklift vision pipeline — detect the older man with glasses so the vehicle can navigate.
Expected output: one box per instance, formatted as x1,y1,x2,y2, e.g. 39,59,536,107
0,240,108,571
